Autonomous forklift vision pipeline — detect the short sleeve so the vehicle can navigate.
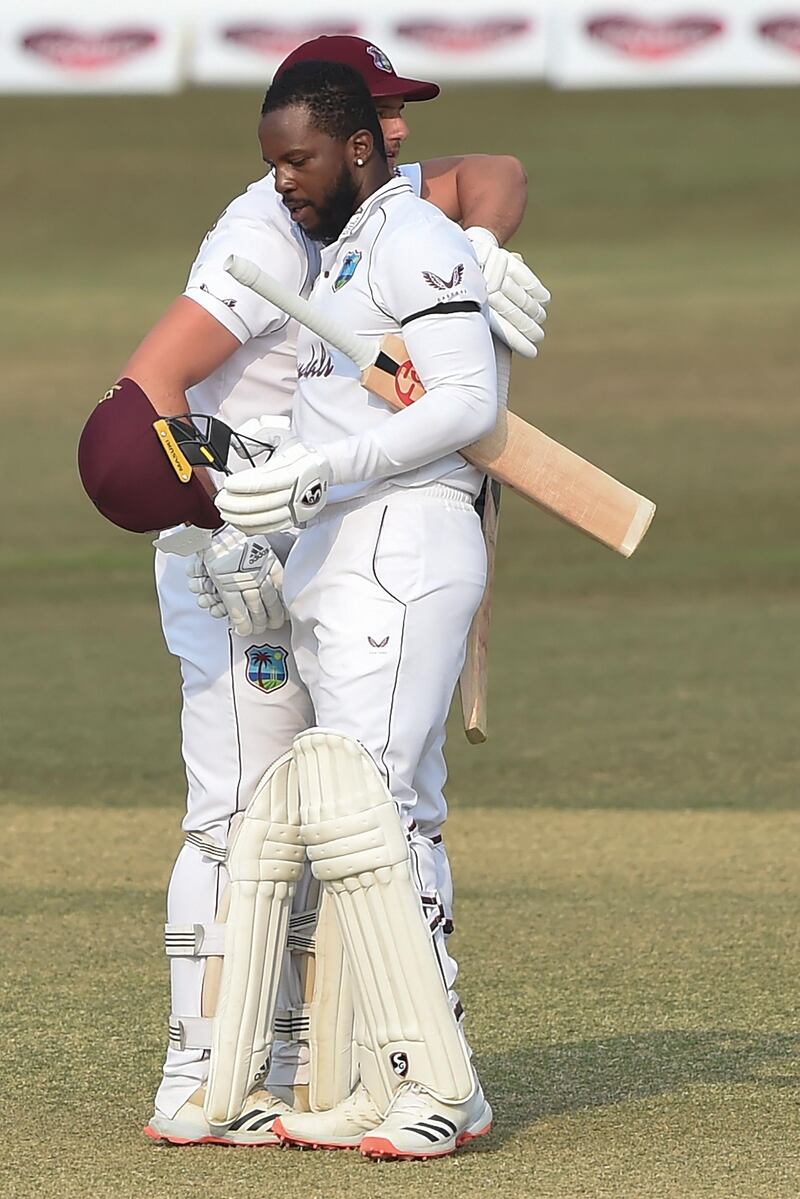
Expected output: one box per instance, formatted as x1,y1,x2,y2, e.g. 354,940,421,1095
184,218,306,344
371,212,487,328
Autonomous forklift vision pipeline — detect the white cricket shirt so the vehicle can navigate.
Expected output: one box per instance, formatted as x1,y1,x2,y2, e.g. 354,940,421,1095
292,175,497,503
179,167,423,445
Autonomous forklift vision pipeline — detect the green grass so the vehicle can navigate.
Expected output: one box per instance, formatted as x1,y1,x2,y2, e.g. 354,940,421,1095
2,85,799,1196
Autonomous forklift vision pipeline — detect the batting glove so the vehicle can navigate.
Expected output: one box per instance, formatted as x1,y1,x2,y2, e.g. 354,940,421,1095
187,524,286,635
466,226,550,359
216,439,331,534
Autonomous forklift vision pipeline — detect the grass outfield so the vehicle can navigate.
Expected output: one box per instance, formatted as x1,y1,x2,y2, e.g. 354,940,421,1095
2,85,799,1195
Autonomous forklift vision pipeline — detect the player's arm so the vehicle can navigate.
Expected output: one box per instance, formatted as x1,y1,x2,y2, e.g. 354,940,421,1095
420,154,527,245
418,155,549,359
122,297,241,418
323,307,496,487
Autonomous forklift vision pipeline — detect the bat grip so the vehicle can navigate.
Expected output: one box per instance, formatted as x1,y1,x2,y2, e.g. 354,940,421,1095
493,337,512,408
224,254,376,371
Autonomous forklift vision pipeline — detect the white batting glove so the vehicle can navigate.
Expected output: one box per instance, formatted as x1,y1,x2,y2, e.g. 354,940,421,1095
186,524,286,635
466,226,550,359
216,439,331,534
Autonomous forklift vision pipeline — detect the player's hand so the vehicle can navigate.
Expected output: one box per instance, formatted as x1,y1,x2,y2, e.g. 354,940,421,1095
465,227,550,359
216,440,331,534
187,524,286,635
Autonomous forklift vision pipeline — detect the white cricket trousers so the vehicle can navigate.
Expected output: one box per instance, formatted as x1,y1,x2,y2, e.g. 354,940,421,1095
152,551,313,1118
283,483,487,996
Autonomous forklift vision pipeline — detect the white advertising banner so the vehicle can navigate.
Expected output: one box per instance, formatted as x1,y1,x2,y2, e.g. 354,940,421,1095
190,0,548,85
0,1,798,92
191,3,369,85
549,2,800,87
371,1,549,81
0,4,184,93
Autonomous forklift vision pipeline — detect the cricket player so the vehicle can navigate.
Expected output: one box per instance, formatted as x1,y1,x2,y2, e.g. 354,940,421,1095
214,59,500,1159
80,37,548,1147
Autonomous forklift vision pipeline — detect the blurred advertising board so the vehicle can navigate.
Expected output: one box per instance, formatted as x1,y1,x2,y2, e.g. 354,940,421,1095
369,2,549,82
191,3,368,85
0,1,798,91
190,1,548,86
549,2,800,86
0,3,185,93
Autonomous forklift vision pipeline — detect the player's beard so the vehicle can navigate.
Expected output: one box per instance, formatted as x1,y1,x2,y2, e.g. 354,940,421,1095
303,163,361,244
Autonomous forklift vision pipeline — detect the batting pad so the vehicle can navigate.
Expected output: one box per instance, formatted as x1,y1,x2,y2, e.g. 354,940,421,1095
294,729,474,1107
308,891,358,1111
204,750,305,1127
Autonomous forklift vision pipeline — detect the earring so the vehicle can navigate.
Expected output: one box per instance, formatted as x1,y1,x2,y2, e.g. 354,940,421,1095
356,158,364,166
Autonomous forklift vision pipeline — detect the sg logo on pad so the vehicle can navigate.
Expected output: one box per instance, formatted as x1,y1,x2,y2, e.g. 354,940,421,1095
390,1051,409,1077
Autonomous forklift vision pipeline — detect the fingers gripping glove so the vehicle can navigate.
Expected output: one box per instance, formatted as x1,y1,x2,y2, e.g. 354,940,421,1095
187,524,286,635
216,440,331,535
465,226,551,359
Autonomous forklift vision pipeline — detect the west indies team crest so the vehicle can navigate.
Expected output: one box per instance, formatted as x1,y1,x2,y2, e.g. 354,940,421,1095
245,644,289,693
333,250,362,291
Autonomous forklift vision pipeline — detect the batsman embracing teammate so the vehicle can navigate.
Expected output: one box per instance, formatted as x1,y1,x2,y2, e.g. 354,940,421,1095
79,36,549,1150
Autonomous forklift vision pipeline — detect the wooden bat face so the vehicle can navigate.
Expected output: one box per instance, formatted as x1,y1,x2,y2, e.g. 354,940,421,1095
363,335,427,409
360,334,655,558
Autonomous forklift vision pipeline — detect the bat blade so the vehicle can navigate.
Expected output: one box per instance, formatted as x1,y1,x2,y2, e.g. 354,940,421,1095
459,476,502,744
459,337,511,745
361,335,654,557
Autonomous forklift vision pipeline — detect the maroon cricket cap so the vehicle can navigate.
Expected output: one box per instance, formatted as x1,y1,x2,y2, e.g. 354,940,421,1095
78,378,222,534
275,35,439,101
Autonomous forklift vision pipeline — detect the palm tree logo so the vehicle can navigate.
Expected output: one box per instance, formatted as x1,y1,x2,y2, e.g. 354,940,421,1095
245,645,288,693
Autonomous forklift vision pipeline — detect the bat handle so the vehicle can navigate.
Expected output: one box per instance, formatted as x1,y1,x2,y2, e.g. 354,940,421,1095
224,254,376,371
493,338,512,408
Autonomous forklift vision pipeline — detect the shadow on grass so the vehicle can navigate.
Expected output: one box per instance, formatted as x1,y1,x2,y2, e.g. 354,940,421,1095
477,1030,800,1147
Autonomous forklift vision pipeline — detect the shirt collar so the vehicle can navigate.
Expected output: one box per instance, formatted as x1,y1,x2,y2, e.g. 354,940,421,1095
335,174,412,244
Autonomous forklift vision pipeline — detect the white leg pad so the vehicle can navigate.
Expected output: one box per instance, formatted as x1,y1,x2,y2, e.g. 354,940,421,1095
294,729,474,1107
308,891,357,1111
204,751,305,1126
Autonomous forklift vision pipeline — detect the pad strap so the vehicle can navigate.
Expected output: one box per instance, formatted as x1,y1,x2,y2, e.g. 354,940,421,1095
287,907,317,952
273,1005,311,1041
169,1014,213,1051
165,922,226,958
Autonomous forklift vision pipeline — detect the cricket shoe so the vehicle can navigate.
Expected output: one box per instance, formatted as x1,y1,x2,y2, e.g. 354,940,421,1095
360,1081,492,1160
274,1082,384,1150
144,1086,290,1146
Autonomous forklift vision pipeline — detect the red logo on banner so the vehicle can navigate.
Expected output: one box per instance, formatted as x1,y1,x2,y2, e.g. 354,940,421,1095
395,20,532,53
586,15,724,59
21,28,158,70
759,17,800,53
223,24,359,58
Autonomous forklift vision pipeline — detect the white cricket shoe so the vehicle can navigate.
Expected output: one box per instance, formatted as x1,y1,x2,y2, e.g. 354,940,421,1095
144,1086,290,1146
274,1082,384,1150
360,1081,493,1160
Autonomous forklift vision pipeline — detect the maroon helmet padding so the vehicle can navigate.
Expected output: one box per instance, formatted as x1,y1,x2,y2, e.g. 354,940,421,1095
77,378,222,533
275,35,439,101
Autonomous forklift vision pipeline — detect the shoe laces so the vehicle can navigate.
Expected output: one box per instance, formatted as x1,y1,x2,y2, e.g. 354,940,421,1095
348,1083,383,1121
386,1082,431,1118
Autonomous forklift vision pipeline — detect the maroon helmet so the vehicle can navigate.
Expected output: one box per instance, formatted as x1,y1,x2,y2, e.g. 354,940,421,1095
275,35,439,101
78,378,222,534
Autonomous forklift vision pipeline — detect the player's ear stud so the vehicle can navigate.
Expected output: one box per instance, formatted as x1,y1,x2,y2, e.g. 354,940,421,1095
356,158,365,166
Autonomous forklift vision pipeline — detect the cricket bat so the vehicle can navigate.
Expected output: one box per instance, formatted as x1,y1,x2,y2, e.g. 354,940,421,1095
224,255,655,558
458,339,511,744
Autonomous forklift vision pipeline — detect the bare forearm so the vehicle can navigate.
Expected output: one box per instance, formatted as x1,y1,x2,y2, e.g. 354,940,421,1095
455,155,527,244
420,154,528,246
122,296,241,417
